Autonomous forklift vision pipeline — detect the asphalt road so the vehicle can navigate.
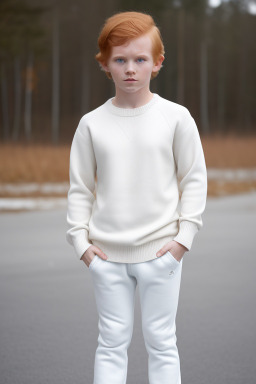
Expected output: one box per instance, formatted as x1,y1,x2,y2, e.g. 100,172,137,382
0,192,256,384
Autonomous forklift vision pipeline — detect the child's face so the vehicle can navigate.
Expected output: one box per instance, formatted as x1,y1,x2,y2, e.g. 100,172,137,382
101,33,164,96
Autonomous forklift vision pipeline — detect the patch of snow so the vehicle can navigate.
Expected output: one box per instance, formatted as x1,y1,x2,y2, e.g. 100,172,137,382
0,169,256,197
0,168,256,212
207,168,256,181
0,198,67,211
0,182,69,194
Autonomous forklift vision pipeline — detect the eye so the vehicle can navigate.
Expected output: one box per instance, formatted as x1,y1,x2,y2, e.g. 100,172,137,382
137,58,145,63
115,58,124,63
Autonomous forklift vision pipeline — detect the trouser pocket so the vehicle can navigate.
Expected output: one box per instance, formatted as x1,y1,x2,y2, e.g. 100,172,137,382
89,255,100,270
162,251,182,278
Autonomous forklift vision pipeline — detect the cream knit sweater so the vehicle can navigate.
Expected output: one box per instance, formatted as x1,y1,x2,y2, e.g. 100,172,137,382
66,93,207,263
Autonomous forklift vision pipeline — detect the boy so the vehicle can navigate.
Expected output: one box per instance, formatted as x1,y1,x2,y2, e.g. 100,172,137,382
66,11,207,384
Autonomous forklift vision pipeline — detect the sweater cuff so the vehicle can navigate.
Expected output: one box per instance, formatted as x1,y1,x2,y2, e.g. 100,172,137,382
72,234,93,260
173,221,199,251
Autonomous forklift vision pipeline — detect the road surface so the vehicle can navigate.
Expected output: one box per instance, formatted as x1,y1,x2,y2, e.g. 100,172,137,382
0,192,255,384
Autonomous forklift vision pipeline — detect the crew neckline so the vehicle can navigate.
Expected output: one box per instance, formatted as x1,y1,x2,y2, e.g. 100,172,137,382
105,93,160,116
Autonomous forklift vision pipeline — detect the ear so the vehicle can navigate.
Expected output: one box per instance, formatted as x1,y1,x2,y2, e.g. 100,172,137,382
100,61,109,72
152,55,165,73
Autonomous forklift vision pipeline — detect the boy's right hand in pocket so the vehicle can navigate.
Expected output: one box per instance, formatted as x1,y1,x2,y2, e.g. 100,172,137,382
80,245,108,268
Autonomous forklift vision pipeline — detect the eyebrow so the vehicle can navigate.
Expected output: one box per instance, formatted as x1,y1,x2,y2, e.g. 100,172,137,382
112,54,150,59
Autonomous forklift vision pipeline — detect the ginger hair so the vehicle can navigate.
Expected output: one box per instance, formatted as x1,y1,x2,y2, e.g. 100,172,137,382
95,11,165,80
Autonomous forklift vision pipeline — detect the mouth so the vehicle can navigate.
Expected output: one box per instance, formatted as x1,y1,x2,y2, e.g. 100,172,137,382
124,79,137,81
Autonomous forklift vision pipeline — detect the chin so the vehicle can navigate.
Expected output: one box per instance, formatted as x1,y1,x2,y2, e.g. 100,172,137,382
120,88,140,94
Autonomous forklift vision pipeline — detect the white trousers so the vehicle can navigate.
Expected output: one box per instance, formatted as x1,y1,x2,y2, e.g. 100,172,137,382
88,250,183,384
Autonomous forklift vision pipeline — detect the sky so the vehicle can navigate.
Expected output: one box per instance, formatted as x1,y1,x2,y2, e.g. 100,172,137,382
208,0,256,14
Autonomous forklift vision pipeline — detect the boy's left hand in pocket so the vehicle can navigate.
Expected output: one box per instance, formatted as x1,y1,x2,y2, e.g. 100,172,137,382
156,240,188,262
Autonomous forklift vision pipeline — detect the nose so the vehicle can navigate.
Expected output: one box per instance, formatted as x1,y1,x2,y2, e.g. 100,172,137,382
125,60,136,74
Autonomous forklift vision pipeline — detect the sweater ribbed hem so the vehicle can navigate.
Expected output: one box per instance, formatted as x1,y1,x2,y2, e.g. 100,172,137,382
91,235,175,263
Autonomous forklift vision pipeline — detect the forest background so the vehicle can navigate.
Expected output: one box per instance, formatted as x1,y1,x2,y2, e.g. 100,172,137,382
0,0,256,200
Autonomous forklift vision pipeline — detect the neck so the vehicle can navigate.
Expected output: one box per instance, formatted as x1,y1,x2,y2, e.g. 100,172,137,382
112,89,154,109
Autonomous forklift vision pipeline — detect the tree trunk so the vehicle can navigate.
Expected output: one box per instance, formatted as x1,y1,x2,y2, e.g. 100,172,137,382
81,49,90,115
52,4,60,144
12,56,22,141
217,41,227,134
237,12,248,133
1,62,9,140
200,37,210,134
24,51,34,141
177,7,185,105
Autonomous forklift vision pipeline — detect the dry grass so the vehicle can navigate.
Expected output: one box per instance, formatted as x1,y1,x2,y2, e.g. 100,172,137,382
0,143,70,183
201,135,256,169
0,136,256,197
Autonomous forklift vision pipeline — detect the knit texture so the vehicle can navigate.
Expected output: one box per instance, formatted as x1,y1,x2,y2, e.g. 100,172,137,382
66,93,207,263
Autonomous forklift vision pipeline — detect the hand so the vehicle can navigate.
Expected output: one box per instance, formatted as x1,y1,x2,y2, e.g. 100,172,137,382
80,245,108,268
156,240,188,263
